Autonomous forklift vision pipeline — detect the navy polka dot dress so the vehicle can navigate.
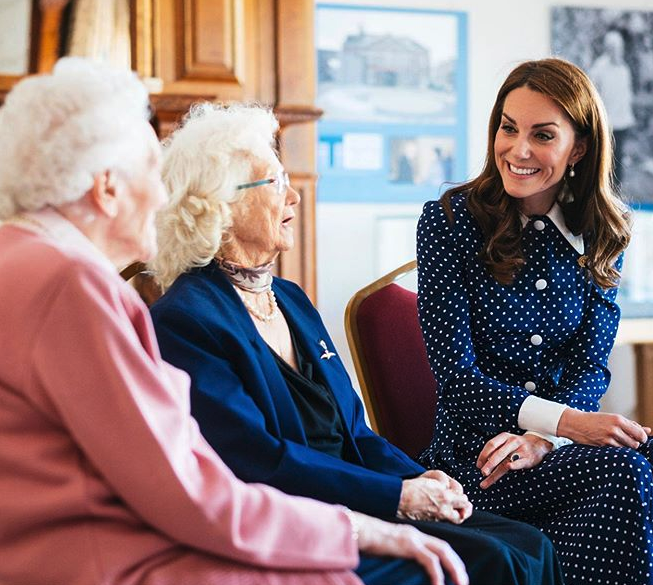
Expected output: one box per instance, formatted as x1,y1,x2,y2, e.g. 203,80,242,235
416,193,653,585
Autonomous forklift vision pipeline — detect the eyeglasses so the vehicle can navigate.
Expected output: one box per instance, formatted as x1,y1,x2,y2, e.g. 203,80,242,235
235,168,290,196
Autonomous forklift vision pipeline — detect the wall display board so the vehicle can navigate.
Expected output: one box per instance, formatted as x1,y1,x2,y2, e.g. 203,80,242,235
316,4,467,203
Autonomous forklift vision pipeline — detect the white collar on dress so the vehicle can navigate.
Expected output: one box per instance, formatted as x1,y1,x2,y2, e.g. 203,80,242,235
13,207,117,274
520,202,584,255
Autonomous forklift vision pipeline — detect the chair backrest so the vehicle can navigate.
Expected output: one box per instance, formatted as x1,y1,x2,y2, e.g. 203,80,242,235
345,260,437,458
120,262,162,306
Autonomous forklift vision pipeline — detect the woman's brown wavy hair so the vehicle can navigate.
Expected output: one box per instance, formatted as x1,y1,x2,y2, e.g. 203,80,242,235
441,58,630,289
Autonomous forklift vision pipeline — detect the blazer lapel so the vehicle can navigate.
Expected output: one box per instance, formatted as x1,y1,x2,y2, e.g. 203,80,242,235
204,267,308,443
273,285,340,385
274,284,365,464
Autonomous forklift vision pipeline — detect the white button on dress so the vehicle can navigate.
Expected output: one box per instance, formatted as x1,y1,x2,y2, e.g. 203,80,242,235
524,381,537,392
535,279,548,290
534,220,545,231
530,334,543,346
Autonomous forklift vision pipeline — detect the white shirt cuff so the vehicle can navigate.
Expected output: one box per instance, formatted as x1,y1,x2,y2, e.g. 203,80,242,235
518,395,568,436
525,431,573,450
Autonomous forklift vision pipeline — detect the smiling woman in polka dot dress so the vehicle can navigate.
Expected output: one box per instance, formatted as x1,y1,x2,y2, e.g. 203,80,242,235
416,57,653,585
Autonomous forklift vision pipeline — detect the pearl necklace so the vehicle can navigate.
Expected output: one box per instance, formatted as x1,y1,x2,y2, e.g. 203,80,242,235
235,287,280,322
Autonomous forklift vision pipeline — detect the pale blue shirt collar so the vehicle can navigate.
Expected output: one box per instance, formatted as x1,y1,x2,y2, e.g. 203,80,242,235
520,202,585,255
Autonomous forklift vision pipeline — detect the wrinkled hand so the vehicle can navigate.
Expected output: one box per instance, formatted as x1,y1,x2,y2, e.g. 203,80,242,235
557,409,651,448
476,432,553,489
398,470,473,523
354,511,469,585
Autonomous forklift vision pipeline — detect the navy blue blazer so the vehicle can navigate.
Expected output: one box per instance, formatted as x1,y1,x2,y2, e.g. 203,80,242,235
150,263,423,518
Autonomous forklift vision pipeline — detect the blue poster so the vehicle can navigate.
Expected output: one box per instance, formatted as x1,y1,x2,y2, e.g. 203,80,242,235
316,4,468,203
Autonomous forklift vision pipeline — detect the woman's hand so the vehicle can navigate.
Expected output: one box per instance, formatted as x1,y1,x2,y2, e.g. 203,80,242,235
353,511,469,585
398,470,473,524
557,409,651,448
476,432,553,489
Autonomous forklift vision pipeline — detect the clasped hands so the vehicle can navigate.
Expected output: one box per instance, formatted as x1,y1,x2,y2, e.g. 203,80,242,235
398,470,473,524
476,409,653,490
476,432,553,489
389,471,470,583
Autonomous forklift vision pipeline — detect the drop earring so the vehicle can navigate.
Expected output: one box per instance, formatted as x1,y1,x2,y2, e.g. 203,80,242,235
568,163,576,178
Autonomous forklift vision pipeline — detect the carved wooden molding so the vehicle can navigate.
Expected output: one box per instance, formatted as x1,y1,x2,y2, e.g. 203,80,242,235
150,92,214,112
149,95,322,139
275,104,323,128
149,92,216,137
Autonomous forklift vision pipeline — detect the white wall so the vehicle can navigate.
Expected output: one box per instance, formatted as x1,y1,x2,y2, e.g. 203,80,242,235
317,203,422,379
317,0,652,417
0,0,31,74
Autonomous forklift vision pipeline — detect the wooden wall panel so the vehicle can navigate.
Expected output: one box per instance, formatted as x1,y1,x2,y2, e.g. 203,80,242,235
277,171,317,300
132,0,154,77
277,123,318,302
276,0,314,107
274,0,319,302
0,0,319,301
154,0,273,102
181,0,238,81
636,344,653,428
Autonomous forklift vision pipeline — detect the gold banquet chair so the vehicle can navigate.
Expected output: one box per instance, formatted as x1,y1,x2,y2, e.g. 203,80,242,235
344,260,438,459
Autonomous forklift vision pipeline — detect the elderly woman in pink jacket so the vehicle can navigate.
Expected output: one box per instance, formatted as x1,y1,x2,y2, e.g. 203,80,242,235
0,58,466,585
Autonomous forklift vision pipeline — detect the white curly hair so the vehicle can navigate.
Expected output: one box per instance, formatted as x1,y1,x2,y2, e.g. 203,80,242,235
0,57,151,220
150,102,279,290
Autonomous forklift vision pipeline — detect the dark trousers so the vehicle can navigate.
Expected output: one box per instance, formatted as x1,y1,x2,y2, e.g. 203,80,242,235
355,510,565,585
357,554,447,585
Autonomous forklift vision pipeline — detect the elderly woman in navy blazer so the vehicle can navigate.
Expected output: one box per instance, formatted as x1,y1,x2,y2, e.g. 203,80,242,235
149,103,564,585
417,58,653,585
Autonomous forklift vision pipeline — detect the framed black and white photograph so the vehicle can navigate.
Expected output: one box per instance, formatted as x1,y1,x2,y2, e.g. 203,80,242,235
552,6,653,317
551,6,653,208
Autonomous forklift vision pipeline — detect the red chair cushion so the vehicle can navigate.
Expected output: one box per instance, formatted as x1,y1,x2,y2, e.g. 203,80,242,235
355,283,437,458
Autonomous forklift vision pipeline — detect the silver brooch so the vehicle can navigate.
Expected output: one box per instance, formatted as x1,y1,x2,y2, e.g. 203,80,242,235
319,339,336,360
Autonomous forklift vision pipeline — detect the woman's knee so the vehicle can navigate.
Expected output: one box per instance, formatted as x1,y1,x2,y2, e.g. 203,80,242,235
458,525,554,584
586,447,653,512
605,448,652,486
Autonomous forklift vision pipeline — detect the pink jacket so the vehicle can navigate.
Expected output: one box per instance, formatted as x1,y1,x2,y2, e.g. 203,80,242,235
0,211,360,585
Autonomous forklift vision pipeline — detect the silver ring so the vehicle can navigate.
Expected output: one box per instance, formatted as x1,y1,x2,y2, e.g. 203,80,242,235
509,452,520,462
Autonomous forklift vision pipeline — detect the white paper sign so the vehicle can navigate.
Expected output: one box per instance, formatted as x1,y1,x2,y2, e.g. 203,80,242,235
342,133,383,170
